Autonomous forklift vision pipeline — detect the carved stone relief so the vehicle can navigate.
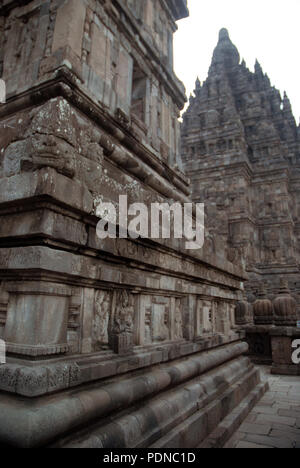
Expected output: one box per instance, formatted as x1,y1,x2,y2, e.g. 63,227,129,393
67,288,82,354
138,295,172,345
174,298,183,340
196,298,214,336
144,302,152,345
113,290,134,335
0,362,81,397
92,290,112,350
2,12,40,84
215,301,231,336
111,290,135,354
1,98,104,194
0,284,9,339
151,304,169,342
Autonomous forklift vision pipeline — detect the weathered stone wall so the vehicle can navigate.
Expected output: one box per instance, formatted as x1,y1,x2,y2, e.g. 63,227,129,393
0,0,187,169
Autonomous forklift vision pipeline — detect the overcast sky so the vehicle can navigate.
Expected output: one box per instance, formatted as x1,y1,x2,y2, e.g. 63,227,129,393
174,0,300,121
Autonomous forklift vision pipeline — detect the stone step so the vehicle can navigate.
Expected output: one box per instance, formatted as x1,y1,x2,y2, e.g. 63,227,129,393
57,353,257,448
0,342,249,448
149,366,264,448
200,381,269,448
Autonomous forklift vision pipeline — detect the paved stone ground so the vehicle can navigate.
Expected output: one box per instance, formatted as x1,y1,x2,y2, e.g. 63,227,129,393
225,366,300,448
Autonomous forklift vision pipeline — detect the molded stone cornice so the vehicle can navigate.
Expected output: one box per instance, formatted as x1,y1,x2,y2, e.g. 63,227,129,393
0,67,190,199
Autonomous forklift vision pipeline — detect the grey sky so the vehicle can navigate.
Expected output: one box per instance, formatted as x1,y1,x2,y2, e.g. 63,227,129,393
174,0,300,121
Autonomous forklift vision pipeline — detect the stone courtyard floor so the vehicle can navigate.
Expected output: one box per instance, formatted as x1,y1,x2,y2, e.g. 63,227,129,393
225,366,300,448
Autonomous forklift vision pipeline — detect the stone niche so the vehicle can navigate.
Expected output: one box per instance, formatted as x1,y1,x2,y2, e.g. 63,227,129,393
0,285,9,339
110,290,135,355
195,298,236,338
138,295,184,346
92,289,112,351
215,301,236,335
196,298,215,336
81,288,136,355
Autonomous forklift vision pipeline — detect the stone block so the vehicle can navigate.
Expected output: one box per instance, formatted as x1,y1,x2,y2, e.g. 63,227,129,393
52,0,86,58
4,282,70,357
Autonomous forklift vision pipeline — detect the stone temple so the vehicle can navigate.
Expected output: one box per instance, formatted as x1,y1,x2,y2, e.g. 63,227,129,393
182,28,300,375
0,0,298,449
182,28,300,308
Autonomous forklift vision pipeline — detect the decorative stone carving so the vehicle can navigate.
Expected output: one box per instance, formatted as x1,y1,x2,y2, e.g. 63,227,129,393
151,304,168,342
273,279,297,326
144,305,152,345
196,299,214,336
1,10,40,84
6,343,69,357
27,97,77,178
140,296,171,345
27,133,76,178
111,290,134,354
92,290,111,350
215,301,231,335
115,107,131,130
0,285,8,339
174,299,183,340
1,97,105,192
67,290,82,354
0,366,19,393
0,362,81,397
253,283,274,325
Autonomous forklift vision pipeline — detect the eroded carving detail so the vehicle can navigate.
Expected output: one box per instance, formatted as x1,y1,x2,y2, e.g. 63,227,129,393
92,290,111,350
152,303,170,343
111,290,134,354
174,299,183,340
0,363,81,397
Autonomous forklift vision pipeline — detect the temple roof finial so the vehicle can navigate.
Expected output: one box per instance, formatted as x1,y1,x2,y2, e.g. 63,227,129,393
283,91,292,112
212,28,240,68
255,59,263,74
219,28,229,41
194,76,201,96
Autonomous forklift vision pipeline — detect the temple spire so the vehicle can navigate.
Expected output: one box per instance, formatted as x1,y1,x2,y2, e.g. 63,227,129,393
219,28,230,41
255,59,263,75
211,28,240,70
283,91,292,112
194,76,201,96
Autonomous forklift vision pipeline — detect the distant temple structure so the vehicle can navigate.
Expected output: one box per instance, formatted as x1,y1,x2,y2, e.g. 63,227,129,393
182,29,300,308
